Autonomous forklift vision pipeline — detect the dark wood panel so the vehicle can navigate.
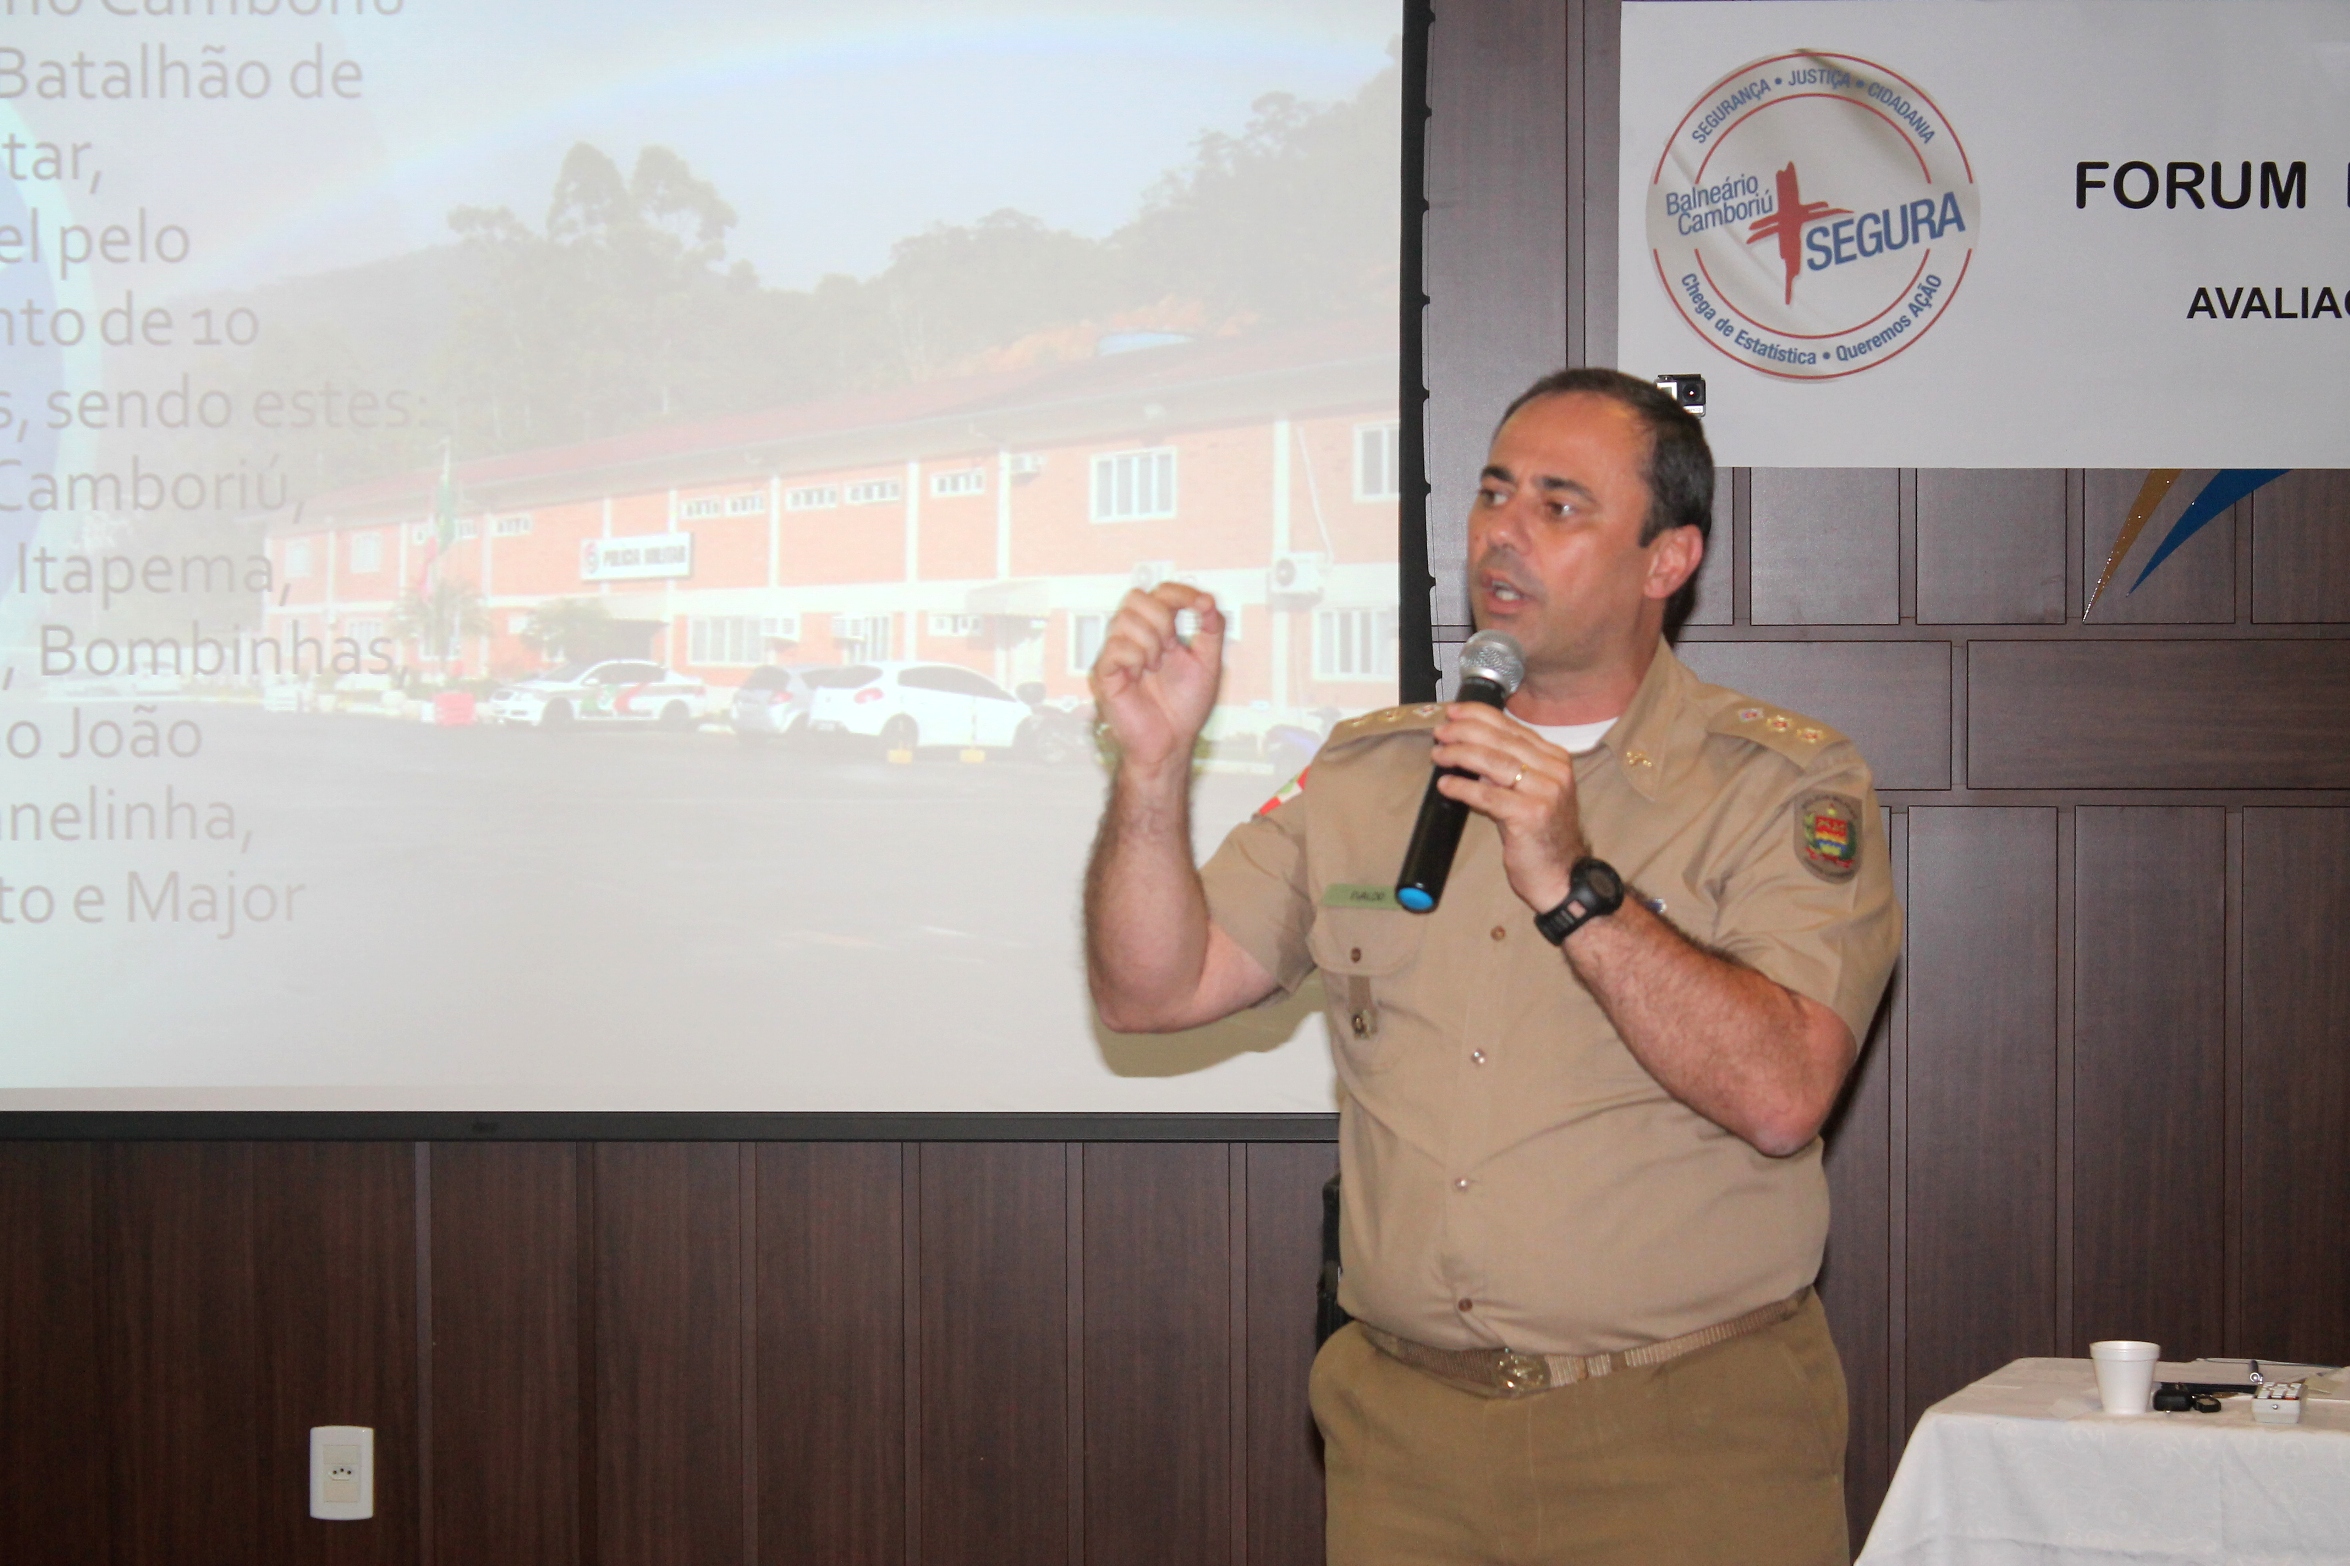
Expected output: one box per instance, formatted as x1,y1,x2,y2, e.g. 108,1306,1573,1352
1819,815,1901,1543
1916,469,2066,625
594,1144,741,1566
1904,810,2058,1420
2252,470,2350,623
919,1143,1071,1565
756,1142,906,1566
1564,0,1620,366
2241,810,2350,1363
2070,810,2226,1358
1749,469,1899,626
0,1143,106,1562
253,1143,420,1566
431,1142,581,1566
1969,641,2350,789
1243,1143,1333,1566
101,1143,262,1566
1675,640,1950,790
1081,1144,1233,1566
1421,0,1568,628
2083,470,2233,624
1681,467,1736,627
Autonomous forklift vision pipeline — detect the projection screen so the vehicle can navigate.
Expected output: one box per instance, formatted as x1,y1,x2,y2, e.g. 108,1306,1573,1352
0,1,1403,1112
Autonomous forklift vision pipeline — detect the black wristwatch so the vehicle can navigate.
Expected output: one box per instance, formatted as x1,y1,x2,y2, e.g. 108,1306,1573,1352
1535,857,1625,945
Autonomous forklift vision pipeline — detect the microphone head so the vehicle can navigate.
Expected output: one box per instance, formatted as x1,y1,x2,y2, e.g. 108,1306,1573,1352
1455,630,1525,696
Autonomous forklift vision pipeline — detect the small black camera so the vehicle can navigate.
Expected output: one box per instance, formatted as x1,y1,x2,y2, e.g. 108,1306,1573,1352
1654,374,1707,417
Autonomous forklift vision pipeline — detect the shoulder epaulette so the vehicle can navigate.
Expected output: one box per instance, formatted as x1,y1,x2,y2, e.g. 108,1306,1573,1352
1321,701,1445,753
1704,695,1849,766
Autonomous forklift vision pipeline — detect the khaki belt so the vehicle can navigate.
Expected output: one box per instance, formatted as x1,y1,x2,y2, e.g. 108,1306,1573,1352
1359,1287,1809,1398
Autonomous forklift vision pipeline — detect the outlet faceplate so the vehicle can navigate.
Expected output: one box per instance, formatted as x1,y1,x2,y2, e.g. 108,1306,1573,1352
309,1425,374,1521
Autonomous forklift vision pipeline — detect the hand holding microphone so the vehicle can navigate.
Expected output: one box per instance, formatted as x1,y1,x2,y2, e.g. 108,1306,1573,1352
1396,630,1590,916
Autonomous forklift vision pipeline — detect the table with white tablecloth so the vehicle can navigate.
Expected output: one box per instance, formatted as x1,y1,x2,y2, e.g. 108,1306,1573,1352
1857,1357,2350,1565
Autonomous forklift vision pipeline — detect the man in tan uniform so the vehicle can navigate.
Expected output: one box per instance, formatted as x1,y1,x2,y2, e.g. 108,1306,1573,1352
1084,369,1901,1564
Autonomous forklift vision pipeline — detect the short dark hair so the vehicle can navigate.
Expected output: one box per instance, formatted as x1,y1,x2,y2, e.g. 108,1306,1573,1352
1495,368,1714,545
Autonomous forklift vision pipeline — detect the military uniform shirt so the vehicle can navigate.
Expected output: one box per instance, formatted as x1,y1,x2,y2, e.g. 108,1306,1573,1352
1200,645,1902,1357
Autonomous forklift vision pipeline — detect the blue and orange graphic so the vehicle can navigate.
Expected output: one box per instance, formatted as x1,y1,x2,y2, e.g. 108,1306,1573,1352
2086,469,2291,614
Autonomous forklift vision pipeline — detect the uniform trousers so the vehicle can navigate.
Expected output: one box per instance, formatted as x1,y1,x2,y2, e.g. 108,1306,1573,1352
1311,1290,1849,1566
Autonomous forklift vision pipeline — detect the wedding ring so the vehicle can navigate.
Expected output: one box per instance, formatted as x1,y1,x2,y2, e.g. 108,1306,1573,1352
1509,764,1526,789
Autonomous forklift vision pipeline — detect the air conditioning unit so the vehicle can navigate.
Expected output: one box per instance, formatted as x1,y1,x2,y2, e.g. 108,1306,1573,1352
1130,559,1176,591
1268,551,1328,604
1009,453,1046,481
761,614,802,643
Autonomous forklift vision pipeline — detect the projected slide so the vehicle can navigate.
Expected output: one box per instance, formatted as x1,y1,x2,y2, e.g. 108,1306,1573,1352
0,1,1401,1111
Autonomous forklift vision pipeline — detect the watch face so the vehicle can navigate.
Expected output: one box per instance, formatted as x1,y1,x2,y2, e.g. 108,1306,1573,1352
1584,861,1624,904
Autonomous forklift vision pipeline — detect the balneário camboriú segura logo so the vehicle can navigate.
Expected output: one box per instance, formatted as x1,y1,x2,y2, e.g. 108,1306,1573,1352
1649,52,1980,381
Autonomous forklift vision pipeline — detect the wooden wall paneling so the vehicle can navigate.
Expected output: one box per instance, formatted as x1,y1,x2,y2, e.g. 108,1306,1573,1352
1819,812,1903,1544
1562,0,1619,367
253,1143,420,1566
2240,811,2350,1364
1915,469,2067,625
1080,1143,1234,1566
1903,810,2059,1422
918,1143,1071,1564
1680,468,1736,627
430,1142,582,1566
2070,810,2228,1358
1244,1142,1335,1566
1420,0,1568,632
99,1143,262,1566
1968,640,2350,789
2081,470,2234,623
0,1143,106,1562
594,1144,742,1566
1673,641,1951,791
2252,469,2350,623
756,1142,906,1566
1749,470,1900,625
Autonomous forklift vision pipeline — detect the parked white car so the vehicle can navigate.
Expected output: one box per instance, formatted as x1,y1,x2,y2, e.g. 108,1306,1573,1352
804,661,1031,753
486,660,707,730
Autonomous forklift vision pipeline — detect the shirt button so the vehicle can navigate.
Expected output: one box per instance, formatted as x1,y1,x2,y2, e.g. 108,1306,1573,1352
1470,1050,1487,1065
1456,1298,1474,1312
1454,1178,1471,1192
1349,946,1362,963
1489,925,1506,941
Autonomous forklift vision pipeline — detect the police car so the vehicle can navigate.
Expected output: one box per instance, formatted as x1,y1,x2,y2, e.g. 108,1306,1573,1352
486,659,708,731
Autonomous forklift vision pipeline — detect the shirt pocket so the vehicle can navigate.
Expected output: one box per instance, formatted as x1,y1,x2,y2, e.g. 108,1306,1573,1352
1307,905,1425,1074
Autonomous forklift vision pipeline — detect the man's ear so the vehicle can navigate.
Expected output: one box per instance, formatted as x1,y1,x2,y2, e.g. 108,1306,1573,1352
1643,524,1705,602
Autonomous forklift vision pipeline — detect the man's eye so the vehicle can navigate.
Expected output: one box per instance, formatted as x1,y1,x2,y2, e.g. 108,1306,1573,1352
1478,488,1508,506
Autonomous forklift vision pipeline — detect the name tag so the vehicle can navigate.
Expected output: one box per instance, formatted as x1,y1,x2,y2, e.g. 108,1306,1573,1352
1321,883,1399,911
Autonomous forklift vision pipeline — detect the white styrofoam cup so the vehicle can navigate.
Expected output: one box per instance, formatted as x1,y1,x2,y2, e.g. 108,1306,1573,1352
2090,1339,2161,1414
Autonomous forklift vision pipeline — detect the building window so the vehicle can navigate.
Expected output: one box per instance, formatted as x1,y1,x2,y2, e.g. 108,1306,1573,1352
831,613,892,660
845,478,903,506
727,492,768,516
761,613,801,643
688,616,767,666
927,612,982,638
493,514,535,536
347,533,383,573
1090,448,1177,521
344,618,384,647
1355,421,1402,501
453,518,479,541
785,485,838,511
931,469,985,498
679,497,725,521
285,540,313,580
1314,607,1399,681
1068,613,1106,673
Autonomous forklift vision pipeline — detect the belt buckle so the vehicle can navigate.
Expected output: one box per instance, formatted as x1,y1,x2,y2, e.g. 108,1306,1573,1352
1494,1350,1549,1395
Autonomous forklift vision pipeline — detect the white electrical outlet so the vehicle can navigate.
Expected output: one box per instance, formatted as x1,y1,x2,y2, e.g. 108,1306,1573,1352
309,1426,374,1521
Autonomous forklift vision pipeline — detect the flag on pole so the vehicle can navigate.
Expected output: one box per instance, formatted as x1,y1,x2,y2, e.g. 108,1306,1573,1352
415,441,455,592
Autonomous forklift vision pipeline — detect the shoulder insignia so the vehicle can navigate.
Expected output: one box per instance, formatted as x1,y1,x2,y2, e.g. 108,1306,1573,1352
1709,695,1846,764
1256,768,1307,816
1797,791,1864,882
1322,703,1443,752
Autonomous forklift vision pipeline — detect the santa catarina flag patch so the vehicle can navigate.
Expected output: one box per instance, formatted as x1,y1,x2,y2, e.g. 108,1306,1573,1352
1257,769,1307,816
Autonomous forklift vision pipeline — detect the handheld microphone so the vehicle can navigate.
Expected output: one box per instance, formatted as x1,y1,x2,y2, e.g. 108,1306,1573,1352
1394,630,1525,913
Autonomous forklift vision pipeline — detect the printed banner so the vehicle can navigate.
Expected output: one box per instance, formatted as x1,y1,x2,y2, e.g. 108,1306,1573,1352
1620,2,2350,466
